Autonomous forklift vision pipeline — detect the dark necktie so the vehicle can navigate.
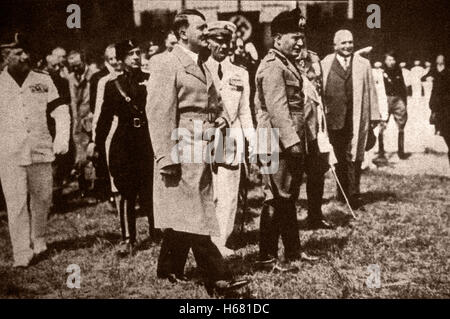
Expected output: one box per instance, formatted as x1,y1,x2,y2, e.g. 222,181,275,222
197,57,205,75
218,63,223,80
344,57,350,71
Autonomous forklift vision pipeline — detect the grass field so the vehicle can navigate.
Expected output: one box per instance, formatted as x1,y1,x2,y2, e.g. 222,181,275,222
0,153,449,299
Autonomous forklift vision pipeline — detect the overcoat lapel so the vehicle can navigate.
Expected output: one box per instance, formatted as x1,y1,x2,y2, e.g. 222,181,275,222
172,45,206,84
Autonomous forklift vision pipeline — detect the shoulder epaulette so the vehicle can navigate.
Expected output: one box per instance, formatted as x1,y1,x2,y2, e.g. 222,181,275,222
231,61,248,71
32,68,49,75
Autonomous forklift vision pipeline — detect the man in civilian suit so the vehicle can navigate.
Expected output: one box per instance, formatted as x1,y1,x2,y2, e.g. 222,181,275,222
321,30,380,208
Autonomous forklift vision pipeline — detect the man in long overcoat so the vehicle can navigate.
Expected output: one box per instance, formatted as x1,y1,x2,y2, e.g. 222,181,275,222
146,9,249,296
321,30,381,207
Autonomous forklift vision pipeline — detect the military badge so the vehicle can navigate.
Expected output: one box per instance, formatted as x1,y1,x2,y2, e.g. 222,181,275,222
29,83,48,93
229,76,243,92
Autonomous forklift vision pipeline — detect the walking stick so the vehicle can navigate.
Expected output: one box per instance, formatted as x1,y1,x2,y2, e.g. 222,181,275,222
329,164,358,219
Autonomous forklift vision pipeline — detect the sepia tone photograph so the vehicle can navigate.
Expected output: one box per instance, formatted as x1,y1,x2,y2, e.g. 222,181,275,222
0,0,449,301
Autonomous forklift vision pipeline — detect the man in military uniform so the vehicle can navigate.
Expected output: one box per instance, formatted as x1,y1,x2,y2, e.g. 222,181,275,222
204,21,256,257
95,40,156,255
255,11,320,269
146,9,249,296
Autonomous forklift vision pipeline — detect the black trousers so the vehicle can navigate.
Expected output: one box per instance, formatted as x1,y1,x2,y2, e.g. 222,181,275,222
117,159,155,243
157,229,228,283
329,128,362,200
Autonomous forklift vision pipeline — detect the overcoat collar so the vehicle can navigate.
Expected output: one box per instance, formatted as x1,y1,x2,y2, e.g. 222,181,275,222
270,48,302,82
172,44,206,84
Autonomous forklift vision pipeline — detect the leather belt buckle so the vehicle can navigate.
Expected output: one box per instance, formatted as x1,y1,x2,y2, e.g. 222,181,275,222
133,118,141,128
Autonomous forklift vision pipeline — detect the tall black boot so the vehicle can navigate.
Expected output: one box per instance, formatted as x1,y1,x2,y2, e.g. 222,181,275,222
378,132,385,158
398,131,410,159
373,132,388,167
259,201,280,261
306,174,325,221
279,200,301,261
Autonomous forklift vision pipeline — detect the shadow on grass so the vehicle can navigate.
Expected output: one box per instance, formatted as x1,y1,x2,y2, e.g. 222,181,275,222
359,191,400,205
50,192,99,215
47,231,121,253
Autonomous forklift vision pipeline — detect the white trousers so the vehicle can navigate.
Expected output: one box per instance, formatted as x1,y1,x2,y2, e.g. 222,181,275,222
0,162,52,263
212,165,241,248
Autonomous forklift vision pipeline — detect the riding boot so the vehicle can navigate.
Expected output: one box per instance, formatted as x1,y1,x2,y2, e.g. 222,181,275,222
378,132,386,158
259,201,280,261
398,130,408,159
279,199,301,261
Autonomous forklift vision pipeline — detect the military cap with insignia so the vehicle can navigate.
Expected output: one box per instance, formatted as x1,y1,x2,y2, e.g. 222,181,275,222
115,39,139,61
208,21,237,40
271,9,306,35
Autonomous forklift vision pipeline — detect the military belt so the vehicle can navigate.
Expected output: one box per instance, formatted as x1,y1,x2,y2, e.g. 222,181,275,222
179,107,216,123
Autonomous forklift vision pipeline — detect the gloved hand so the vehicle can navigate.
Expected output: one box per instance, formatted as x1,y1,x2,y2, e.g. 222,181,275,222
53,135,69,155
286,143,303,157
87,142,99,159
215,116,228,131
160,164,182,187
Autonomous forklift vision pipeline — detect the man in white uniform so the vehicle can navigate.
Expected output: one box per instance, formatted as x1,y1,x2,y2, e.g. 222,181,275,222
410,60,424,98
204,21,256,257
0,34,70,267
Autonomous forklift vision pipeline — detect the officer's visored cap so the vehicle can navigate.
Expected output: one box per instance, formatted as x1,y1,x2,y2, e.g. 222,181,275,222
208,21,237,40
115,39,139,61
271,9,306,35
0,32,31,52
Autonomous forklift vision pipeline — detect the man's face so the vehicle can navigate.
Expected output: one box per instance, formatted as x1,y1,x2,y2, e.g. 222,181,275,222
105,48,119,70
385,55,396,69
275,32,305,59
334,32,354,57
52,48,67,64
46,55,61,75
165,34,178,52
182,15,208,53
148,44,160,58
68,53,85,75
7,47,30,73
436,55,445,66
123,48,141,69
208,35,231,62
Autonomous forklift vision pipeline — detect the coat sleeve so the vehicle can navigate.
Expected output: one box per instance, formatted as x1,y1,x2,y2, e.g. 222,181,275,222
366,61,382,122
146,55,179,171
259,65,300,149
238,70,256,147
95,81,114,149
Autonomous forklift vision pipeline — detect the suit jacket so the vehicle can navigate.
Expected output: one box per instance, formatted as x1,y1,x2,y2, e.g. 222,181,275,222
146,44,228,236
204,56,255,166
321,53,381,161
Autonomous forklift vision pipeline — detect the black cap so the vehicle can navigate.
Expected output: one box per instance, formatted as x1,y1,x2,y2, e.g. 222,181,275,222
115,39,139,61
271,9,305,35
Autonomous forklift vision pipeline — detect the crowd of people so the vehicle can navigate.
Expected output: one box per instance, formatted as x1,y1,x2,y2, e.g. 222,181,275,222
0,8,448,297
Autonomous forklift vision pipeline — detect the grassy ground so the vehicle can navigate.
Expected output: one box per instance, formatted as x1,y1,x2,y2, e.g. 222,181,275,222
0,153,449,299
